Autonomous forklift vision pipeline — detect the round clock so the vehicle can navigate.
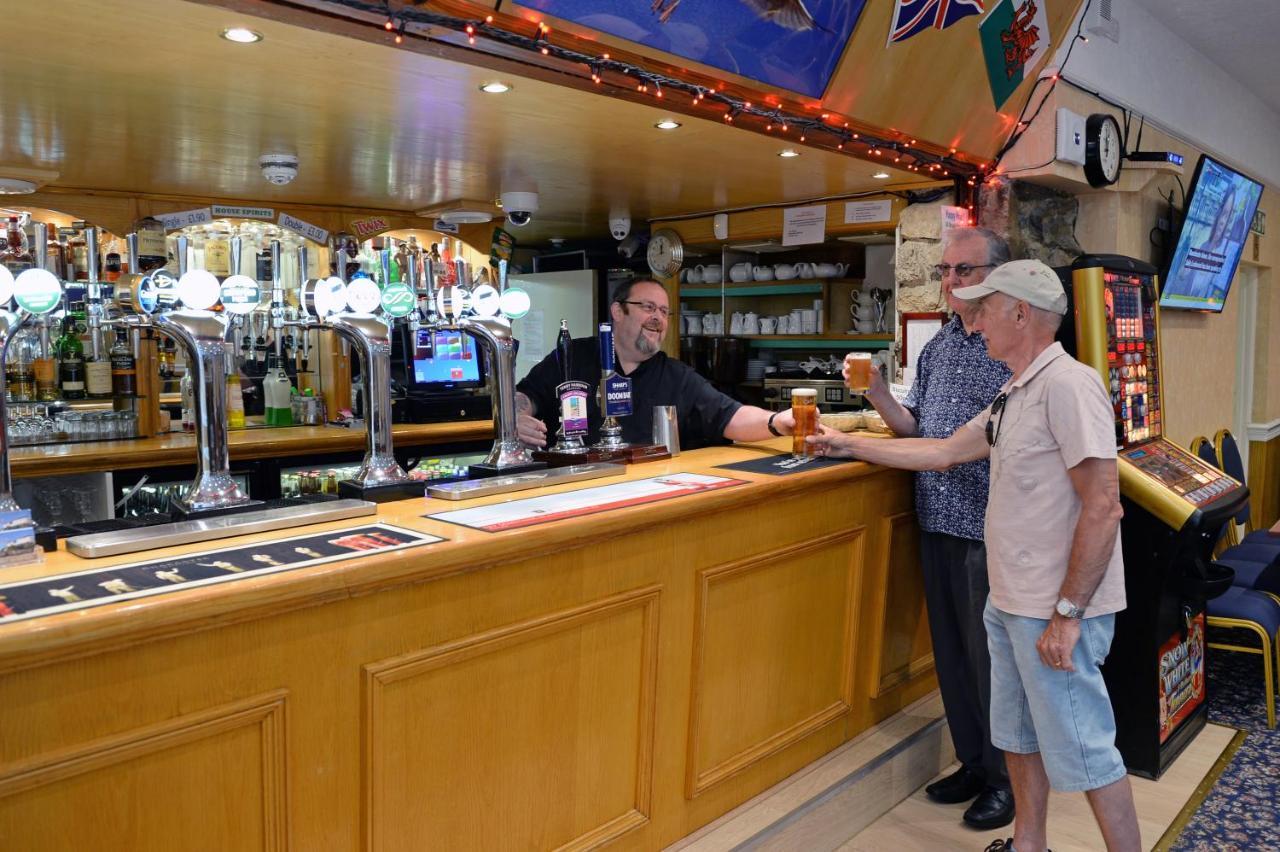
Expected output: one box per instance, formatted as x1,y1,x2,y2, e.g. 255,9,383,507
646,228,684,278
1084,113,1123,188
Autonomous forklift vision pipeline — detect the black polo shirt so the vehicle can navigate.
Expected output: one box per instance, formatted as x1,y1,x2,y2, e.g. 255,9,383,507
516,337,741,450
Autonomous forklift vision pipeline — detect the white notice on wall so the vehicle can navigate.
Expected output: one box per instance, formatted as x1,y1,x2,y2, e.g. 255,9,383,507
782,204,827,246
845,200,892,224
513,309,545,380
155,208,213,230
905,315,946,370
940,206,970,235
278,213,329,245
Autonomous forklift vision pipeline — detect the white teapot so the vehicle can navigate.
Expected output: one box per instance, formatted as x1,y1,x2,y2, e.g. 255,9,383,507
697,264,723,284
753,265,775,281
743,312,760,334
729,262,752,283
774,263,797,280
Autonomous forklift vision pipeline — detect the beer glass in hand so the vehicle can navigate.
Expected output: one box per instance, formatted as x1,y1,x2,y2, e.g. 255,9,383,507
844,353,873,393
791,388,818,457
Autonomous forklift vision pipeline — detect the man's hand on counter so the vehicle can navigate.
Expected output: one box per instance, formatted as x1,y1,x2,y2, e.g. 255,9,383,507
516,392,548,448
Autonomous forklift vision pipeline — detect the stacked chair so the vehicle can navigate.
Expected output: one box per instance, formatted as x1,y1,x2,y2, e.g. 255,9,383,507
1193,431,1280,727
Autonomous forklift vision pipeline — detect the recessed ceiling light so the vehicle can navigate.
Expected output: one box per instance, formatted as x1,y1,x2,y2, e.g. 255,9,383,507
480,81,511,94
872,171,890,179
655,119,682,130
779,149,800,158
221,27,263,44
0,178,38,195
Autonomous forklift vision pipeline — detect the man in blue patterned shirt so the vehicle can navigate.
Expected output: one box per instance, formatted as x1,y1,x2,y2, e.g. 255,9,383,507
853,227,1014,830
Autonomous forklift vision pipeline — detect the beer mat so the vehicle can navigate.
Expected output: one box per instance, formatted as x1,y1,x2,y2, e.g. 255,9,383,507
426,472,746,533
0,524,442,625
715,454,853,476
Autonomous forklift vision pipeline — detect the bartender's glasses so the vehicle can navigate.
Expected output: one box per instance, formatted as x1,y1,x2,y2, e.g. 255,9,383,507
619,300,671,318
986,392,1009,447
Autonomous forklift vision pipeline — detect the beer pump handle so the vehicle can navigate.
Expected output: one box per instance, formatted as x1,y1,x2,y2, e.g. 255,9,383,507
126,233,141,274
231,235,242,277
598,322,614,374
498,259,508,293
176,236,189,277
556,319,572,383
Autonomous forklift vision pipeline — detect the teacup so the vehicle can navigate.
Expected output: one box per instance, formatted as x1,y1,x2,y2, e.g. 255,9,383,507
729,262,752,283
753,265,775,281
855,319,875,333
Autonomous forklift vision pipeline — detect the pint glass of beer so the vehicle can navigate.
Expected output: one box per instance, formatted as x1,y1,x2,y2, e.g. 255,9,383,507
845,353,874,393
791,388,818,457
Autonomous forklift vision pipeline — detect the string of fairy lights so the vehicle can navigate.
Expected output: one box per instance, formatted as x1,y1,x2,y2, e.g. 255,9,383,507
303,0,988,208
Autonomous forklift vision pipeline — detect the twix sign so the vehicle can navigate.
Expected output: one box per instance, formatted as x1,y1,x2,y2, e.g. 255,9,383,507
350,216,391,238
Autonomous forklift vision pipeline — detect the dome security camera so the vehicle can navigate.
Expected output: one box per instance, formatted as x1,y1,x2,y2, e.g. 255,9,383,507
500,190,539,227
259,153,300,186
609,214,632,241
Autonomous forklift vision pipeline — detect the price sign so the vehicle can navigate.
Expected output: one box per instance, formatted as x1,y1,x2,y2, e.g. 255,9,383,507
220,275,262,315
13,269,62,314
380,283,416,317
155,207,214,230
278,213,330,245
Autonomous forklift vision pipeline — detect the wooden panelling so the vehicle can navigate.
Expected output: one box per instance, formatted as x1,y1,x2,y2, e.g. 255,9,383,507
0,692,288,852
867,512,933,698
1248,435,1280,530
362,587,660,852
685,529,864,797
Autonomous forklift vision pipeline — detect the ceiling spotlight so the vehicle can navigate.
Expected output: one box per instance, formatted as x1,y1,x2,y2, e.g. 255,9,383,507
0,178,38,195
480,81,511,94
655,119,682,130
779,149,800,158
220,27,263,44
872,171,891,179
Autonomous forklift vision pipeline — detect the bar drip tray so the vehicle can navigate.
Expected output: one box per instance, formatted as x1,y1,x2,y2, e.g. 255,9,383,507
53,495,345,540
64,496,378,559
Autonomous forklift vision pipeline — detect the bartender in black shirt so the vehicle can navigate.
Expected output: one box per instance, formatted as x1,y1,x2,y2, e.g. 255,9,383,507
516,279,810,449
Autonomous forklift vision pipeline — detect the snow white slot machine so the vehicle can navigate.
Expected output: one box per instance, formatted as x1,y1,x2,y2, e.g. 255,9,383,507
1065,254,1247,778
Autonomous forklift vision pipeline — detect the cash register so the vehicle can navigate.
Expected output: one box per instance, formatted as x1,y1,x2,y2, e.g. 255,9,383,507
390,325,493,423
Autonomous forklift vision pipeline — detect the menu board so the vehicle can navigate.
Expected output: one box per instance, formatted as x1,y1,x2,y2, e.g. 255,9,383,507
426,473,745,532
0,524,441,624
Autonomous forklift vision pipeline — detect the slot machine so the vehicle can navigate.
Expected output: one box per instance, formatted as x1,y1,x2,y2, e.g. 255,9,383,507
1063,254,1247,778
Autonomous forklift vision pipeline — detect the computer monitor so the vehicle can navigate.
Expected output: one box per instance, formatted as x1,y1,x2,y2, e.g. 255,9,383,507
409,328,485,391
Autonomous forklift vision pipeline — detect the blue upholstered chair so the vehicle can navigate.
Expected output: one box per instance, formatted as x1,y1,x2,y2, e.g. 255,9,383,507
1206,586,1280,728
1190,435,1280,595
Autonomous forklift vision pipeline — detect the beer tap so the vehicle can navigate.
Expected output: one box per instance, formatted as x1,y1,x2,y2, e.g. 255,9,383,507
84,226,105,363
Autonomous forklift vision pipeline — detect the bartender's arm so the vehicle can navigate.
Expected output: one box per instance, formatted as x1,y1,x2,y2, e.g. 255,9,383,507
847,353,918,437
807,421,988,470
515,391,547,447
723,405,803,441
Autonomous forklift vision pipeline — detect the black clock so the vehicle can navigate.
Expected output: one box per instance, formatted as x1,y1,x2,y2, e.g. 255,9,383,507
1084,113,1123,188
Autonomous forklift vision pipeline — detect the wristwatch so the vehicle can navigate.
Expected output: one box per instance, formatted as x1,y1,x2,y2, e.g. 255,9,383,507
1055,597,1086,619
767,411,783,437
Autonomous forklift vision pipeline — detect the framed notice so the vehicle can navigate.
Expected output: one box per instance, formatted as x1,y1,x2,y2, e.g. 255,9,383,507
900,311,947,368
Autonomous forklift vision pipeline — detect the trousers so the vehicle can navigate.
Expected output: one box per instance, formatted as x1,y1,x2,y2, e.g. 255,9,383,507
919,530,1008,789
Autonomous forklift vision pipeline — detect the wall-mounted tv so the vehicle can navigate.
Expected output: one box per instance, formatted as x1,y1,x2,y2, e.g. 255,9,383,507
1159,154,1263,313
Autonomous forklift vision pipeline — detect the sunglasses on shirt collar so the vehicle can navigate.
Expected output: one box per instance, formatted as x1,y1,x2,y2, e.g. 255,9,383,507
986,392,1008,448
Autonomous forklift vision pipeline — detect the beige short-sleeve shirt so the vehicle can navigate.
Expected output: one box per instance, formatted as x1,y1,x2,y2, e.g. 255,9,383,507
965,342,1126,619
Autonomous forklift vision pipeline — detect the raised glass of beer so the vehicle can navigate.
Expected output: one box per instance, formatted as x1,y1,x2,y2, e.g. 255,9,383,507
791,388,818,457
845,352,874,393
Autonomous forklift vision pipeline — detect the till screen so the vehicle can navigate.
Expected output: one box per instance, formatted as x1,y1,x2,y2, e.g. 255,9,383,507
413,330,481,385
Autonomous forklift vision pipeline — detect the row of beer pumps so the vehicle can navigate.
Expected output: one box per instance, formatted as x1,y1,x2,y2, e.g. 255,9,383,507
0,220,541,518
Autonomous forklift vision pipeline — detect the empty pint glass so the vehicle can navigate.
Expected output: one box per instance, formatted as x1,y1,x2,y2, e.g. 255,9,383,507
845,352,873,393
791,388,818,457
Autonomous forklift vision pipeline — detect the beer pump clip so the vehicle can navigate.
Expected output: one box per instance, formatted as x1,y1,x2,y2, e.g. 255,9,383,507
594,322,632,450
0,225,64,511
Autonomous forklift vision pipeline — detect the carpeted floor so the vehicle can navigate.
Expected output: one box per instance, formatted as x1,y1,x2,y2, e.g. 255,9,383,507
1169,627,1280,851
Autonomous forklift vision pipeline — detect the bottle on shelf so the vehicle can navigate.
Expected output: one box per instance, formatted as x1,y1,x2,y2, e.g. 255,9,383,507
264,353,294,427
110,327,137,398
226,343,246,429
103,251,122,283
132,215,168,271
33,320,59,402
205,227,231,278
5,327,37,402
55,316,86,400
1,216,34,275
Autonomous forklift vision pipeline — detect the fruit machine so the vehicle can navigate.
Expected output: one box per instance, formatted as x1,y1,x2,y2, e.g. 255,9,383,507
1062,253,1247,778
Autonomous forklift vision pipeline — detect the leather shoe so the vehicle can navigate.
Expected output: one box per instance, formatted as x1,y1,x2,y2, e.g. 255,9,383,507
963,785,1015,830
924,766,985,804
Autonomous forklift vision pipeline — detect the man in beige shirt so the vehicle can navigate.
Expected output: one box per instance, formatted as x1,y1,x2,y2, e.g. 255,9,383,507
811,260,1139,852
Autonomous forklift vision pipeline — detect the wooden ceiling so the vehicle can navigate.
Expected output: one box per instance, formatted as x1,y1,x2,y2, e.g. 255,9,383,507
0,0,934,241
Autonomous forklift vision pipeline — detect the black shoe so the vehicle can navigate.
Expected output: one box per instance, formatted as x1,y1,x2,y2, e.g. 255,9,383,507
925,766,985,804
964,786,1016,830
982,841,1013,852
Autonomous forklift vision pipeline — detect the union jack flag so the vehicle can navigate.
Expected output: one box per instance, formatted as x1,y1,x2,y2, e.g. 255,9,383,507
888,0,985,44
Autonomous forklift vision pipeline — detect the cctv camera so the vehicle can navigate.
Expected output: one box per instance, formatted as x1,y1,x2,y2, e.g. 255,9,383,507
501,190,539,227
609,215,632,241
259,152,299,186
617,232,649,260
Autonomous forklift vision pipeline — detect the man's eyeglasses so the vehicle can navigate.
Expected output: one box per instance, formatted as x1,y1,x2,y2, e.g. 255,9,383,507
619,300,671,319
933,263,995,281
985,392,1008,448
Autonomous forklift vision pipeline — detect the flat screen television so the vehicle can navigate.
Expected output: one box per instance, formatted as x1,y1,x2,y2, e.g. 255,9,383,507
1159,154,1264,312
408,328,485,390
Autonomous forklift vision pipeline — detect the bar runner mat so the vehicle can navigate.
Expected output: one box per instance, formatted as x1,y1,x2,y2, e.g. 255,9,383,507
426,472,746,533
0,524,442,624
715,453,853,476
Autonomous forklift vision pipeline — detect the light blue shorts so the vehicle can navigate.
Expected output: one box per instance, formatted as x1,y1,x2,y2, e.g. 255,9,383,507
983,600,1128,793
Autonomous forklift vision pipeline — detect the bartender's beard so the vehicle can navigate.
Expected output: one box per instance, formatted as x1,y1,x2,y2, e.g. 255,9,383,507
635,323,662,355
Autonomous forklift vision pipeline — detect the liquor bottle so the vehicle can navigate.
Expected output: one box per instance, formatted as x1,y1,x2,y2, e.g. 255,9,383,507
205,228,231,278
85,337,113,400
33,321,59,401
226,344,246,429
1,216,33,275
56,317,86,400
132,215,168,271
104,251,122,283
110,327,137,397
69,224,90,281
5,328,36,402
263,354,294,427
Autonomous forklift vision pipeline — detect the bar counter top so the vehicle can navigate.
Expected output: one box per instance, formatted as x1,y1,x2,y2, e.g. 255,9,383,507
0,439,934,851
10,419,495,477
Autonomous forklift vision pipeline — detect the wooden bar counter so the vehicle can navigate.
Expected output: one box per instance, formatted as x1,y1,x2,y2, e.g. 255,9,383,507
0,440,933,851
10,420,495,478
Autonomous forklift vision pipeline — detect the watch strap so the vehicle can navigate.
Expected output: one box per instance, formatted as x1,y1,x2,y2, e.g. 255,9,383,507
767,411,783,437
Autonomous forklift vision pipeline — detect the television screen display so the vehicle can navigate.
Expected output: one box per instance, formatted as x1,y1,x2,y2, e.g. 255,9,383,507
412,329,482,387
1159,155,1263,312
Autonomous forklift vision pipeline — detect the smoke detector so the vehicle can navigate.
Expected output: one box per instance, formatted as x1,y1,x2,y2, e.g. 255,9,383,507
259,152,300,186
414,199,497,224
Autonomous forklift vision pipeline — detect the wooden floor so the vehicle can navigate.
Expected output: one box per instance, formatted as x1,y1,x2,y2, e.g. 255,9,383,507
845,723,1240,851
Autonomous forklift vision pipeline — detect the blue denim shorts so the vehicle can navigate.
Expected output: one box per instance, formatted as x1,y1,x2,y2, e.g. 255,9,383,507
983,600,1127,793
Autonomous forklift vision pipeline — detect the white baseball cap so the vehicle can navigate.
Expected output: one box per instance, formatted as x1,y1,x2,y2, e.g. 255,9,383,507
952,259,1068,315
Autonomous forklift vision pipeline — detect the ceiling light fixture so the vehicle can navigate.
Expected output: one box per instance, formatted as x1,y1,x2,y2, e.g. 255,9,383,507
220,27,263,44
779,149,800,158
479,81,511,94
872,171,890,179
655,119,681,130
0,178,38,195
